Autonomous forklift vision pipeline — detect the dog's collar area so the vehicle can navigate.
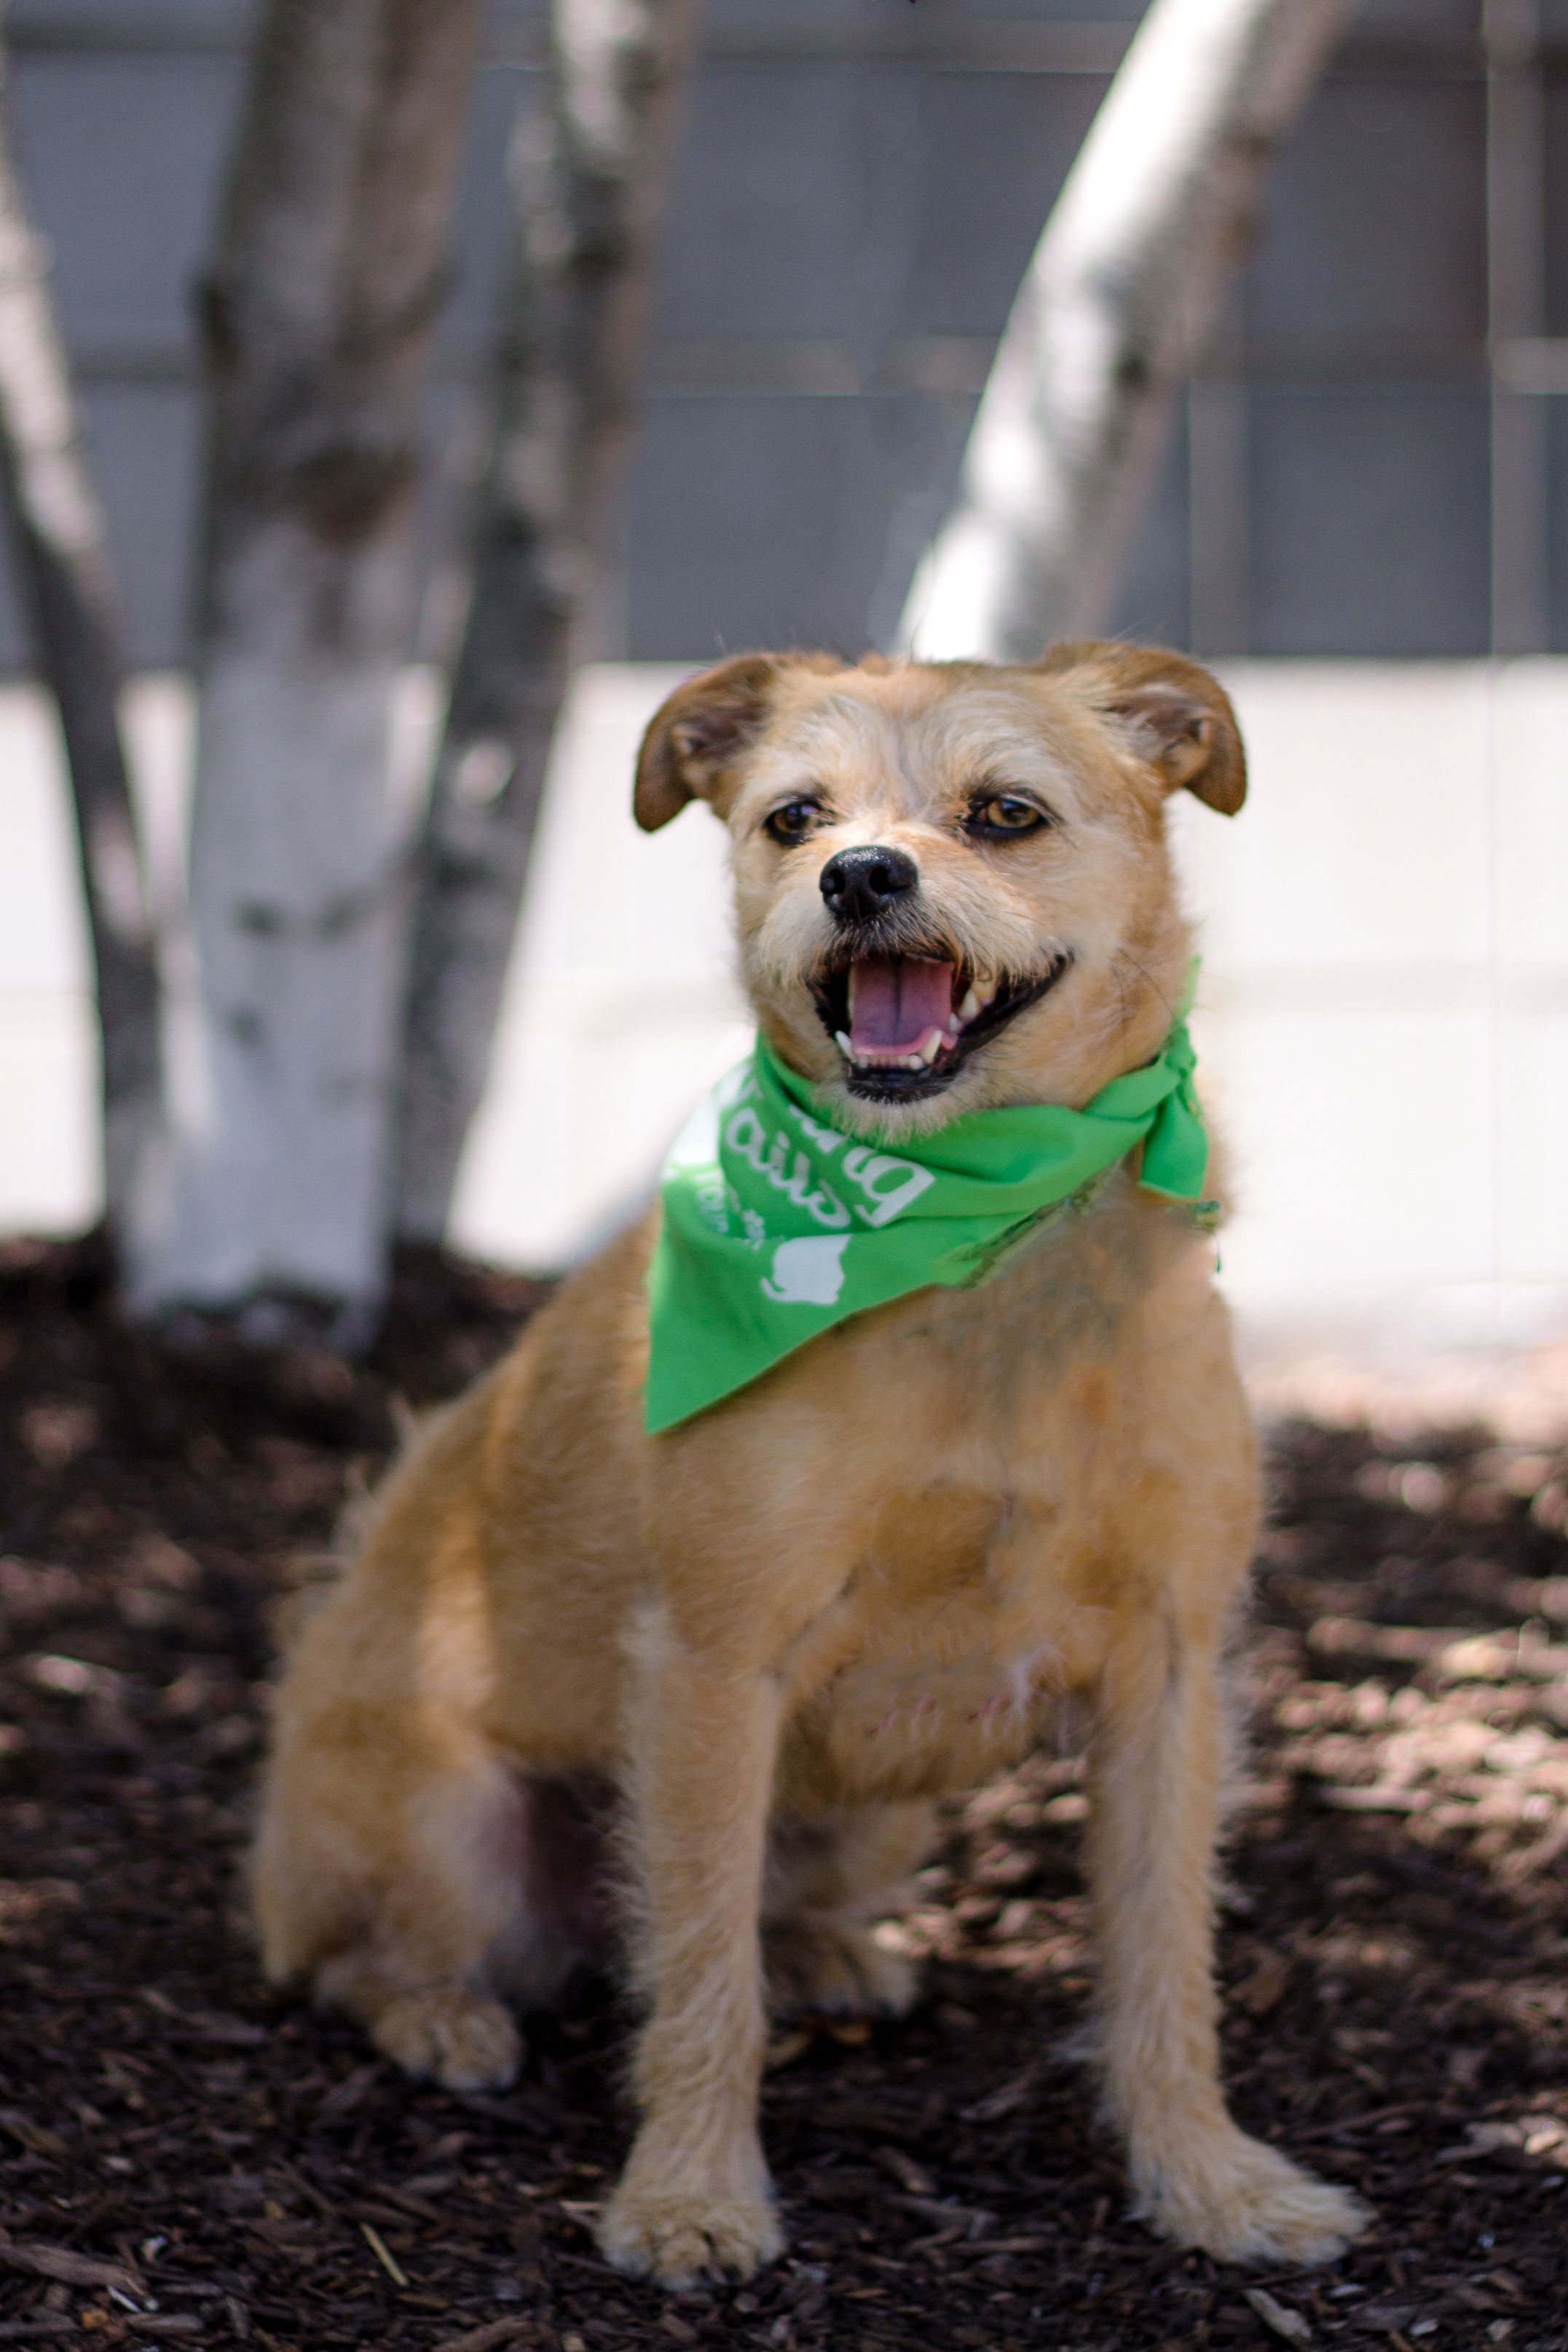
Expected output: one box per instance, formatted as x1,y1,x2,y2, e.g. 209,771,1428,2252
645,992,1210,1433
808,952,1073,1102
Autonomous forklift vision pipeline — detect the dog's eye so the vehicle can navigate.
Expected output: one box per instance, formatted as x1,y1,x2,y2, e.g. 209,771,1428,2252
764,800,822,845
966,794,1049,838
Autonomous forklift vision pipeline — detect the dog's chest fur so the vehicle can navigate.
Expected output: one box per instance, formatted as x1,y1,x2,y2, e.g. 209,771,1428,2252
754,1176,1229,1809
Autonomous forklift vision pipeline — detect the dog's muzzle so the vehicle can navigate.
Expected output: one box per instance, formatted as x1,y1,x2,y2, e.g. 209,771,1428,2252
808,841,1071,1105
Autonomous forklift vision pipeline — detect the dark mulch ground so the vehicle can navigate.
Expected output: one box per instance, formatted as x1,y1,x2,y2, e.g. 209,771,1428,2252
4,1235,1568,2351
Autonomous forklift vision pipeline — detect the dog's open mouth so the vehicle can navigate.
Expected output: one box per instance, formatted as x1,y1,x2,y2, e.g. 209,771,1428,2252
808,953,1072,1101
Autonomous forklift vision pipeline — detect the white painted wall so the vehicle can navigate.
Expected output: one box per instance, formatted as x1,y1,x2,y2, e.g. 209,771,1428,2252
1174,662,1568,1351
2,661,1564,1354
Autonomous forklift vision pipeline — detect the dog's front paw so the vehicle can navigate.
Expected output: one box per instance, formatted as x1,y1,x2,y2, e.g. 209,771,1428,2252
765,1916,918,2021
599,2125,781,2289
369,1986,521,2093
598,2183,783,2288
1132,2125,1368,2267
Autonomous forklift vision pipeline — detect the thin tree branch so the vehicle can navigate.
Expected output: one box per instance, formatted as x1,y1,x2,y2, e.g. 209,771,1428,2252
393,0,704,1245
0,44,162,1259
899,0,1356,661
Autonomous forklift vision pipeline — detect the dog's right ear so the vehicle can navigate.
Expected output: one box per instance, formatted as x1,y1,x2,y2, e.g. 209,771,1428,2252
633,653,837,833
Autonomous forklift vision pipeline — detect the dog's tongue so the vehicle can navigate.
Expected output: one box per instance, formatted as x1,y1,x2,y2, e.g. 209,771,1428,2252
848,958,955,1053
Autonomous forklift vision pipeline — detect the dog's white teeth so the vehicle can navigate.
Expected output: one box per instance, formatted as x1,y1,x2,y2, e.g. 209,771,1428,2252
917,1030,944,1066
958,987,981,1024
835,1030,853,1058
904,1053,923,1071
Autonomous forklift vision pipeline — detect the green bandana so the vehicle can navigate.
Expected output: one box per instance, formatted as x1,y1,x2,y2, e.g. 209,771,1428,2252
645,994,1213,1433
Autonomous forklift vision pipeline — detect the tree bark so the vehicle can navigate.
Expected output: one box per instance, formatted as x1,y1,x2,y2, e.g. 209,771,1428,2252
393,0,704,1246
898,0,1355,662
0,52,163,1263
133,0,484,1322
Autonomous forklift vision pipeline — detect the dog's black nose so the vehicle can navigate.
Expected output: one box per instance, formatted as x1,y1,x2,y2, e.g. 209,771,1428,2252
819,844,918,924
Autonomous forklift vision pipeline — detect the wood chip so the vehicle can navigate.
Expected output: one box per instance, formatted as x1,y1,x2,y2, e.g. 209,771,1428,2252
1306,1620,1456,1664
1245,2286,1312,2343
1350,2305,1418,2335
875,2146,934,2197
359,2221,409,2286
274,2160,338,2220
888,2192,996,2238
315,2061,380,2123
0,2240,143,2296
354,2198,435,2230
361,2179,442,2221
904,2225,966,2254
960,2062,1040,2122
0,2108,68,2160
1292,2099,1427,2146
763,2027,813,2071
1236,1951,1291,2016
1317,1785,1430,1814
430,2322,533,2352
138,1990,267,2048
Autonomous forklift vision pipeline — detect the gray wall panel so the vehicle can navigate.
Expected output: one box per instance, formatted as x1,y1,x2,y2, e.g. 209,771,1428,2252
1250,388,1491,656
436,60,531,363
1242,74,1486,353
84,385,202,664
959,1,1144,17
7,52,235,354
655,68,907,345
1108,419,1191,653
1356,0,1478,25
1545,68,1568,339
625,393,957,659
1550,404,1568,650
906,70,1104,333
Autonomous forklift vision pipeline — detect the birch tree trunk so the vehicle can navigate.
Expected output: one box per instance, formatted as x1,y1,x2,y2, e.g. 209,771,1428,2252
0,58,163,1265
899,0,1355,661
393,0,703,1246
132,0,483,1324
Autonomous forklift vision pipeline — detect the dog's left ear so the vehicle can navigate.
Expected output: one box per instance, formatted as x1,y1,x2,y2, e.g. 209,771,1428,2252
633,652,840,833
1039,641,1246,815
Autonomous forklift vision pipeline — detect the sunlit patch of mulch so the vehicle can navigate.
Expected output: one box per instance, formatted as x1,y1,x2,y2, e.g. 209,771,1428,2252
1,1234,1567,2348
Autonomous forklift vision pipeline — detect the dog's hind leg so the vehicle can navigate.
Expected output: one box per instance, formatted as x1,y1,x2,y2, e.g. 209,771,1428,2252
253,1726,531,2093
762,1802,935,2021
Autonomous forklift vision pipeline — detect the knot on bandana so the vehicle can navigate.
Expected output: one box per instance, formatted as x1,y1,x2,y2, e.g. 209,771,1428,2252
645,975,1213,1433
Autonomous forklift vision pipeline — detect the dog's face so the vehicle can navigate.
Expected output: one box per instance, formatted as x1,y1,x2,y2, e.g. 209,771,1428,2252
634,643,1245,1139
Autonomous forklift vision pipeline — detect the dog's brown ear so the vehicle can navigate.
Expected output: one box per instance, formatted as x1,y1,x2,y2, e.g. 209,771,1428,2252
634,653,838,833
1040,641,1247,815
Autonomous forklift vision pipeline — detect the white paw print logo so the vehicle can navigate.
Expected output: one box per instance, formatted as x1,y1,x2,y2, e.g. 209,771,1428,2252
760,1236,849,1305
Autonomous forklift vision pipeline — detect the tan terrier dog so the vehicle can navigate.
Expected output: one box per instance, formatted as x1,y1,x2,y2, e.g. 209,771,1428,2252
253,642,1367,2288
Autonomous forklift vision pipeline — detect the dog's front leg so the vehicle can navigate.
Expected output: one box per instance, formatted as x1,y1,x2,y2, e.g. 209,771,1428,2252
599,1609,786,2289
1090,1612,1367,2265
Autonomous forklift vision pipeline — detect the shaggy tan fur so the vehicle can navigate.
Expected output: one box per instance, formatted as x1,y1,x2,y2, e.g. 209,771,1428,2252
253,644,1367,2287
